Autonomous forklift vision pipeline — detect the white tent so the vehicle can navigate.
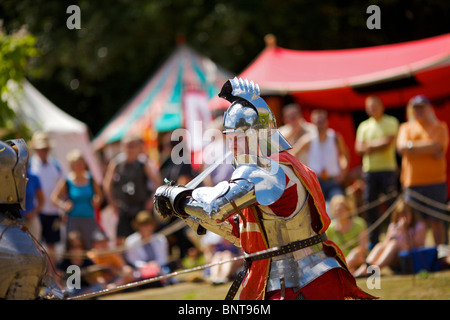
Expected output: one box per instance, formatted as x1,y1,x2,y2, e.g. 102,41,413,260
11,80,103,183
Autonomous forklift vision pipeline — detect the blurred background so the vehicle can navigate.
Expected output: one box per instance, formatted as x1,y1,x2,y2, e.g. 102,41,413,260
1,0,449,137
1,1,450,299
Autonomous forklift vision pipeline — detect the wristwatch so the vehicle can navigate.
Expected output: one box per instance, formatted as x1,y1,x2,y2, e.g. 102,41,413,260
407,141,413,150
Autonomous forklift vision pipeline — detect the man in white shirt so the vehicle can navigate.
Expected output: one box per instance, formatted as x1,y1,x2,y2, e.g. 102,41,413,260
279,103,315,165
291,109,350,202
29,132,63,252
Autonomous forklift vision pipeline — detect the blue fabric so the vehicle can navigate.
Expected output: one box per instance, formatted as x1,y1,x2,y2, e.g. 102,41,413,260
398,247,440,274
66,177,95,218
20,169,42,217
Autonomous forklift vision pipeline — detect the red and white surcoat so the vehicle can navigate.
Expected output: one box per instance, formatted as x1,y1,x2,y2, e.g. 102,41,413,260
180,151,375,300
227,151,373,300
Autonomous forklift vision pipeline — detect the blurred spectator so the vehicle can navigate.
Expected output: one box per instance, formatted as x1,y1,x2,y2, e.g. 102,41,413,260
158,131,197,185
397,95,449,245
182,247,206,269
439,244,450,269
208,237,242,285
56,231,105,296
157,131,196,259
20,166,45,241
199,231,242,284
327,195,368,274
29,132,63,253
201,116,234,186
354,199,426,277
181,247,207,282
124,210,170,284
279,103,315,165
291,109,350,202
87,230,135,288
51,149,103,249
355,95,399,248
103,135,162,246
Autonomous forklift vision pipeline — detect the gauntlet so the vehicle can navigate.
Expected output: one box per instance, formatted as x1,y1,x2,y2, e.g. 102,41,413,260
154,183,192,219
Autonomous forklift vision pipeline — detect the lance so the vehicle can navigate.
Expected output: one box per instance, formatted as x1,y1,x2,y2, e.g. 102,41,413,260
68,252,243,300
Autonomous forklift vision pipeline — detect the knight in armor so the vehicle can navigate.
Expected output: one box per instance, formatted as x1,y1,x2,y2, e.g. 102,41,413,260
0,139,49,299
154,78,375,300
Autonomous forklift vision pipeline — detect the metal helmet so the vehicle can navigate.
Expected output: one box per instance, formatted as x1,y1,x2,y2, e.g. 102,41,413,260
0,139,29,210
219,77,291,158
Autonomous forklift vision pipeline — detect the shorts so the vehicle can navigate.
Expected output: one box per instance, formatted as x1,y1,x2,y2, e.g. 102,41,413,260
404,182,448,222
66,216,101,249
39,213,61,244
116,204,144,239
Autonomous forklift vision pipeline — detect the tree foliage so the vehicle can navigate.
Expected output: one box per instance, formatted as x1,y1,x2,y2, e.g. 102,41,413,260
0,0,448,135
0,27,38,140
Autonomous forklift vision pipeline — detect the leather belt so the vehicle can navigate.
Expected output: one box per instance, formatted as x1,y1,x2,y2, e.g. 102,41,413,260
224,233,327,300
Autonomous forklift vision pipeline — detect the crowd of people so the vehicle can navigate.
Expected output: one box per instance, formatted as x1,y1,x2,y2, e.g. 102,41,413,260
286,93,449,278
19,93,450,296
20,129,238,296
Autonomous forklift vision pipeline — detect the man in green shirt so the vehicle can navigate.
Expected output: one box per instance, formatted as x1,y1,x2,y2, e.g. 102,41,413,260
355,95,399,248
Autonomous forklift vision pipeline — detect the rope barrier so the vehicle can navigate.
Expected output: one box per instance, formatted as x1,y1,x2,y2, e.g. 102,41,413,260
67,192,400,299
336,188,450,252
51,187,450,261
344,191,399,220
406,188,450,212
50,189,400,260
338,194,403,252
56,188,450,299
46,217,187,260
68,235,324,300
68,253,244,300
407,199,450,222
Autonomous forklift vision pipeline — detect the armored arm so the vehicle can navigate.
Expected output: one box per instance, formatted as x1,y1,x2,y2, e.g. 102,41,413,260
154,179,256,246
154,160,286,246
184,179,255,222
182,179,257,245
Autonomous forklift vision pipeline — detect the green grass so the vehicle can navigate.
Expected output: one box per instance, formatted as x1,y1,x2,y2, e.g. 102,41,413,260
101,269,450,300
356,269,450,300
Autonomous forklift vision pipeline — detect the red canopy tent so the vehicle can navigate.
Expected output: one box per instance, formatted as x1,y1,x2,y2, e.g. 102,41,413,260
240,33,450,109
237,34,450,180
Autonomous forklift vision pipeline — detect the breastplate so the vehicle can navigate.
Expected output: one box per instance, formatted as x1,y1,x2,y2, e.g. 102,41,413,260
258,195,342,292
259,194,318,261
0,213,47,299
